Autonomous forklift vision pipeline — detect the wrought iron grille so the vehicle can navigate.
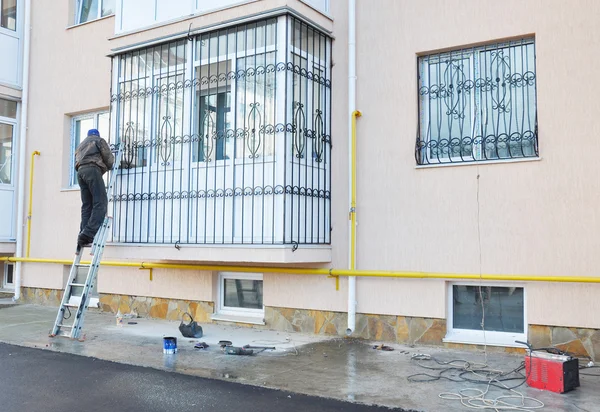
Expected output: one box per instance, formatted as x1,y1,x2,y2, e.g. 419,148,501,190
416,38,538,165
109,16,332,245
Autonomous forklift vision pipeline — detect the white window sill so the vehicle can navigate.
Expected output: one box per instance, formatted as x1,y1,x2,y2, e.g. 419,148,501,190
444,331,527,348
416,156,542,169
69,296,100,309
104,243,331,264
66,14,114,31
211,313,265,325
61,187,80,192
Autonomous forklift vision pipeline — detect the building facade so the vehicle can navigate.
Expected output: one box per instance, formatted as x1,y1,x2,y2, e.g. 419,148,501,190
0,0,23,290
10,0,600,359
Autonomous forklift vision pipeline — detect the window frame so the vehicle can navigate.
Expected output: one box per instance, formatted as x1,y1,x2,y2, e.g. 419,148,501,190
192,40,279,166
75,0,114,25
0,109,17,187
2,262,14,288
417,38,538,165
444,281,527,347
69,111,109,187
217,272,264,318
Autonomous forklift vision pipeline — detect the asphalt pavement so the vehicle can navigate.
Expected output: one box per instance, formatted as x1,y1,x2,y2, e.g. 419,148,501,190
0,343,404,412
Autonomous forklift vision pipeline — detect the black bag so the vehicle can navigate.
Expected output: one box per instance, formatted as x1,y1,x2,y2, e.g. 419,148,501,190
179,312,203,338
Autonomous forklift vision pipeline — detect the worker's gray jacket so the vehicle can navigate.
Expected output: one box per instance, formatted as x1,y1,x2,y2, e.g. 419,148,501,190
75,136,115,175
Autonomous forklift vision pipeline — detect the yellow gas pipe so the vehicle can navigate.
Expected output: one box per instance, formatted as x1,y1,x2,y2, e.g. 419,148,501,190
25,151,40,258
3,256,600,284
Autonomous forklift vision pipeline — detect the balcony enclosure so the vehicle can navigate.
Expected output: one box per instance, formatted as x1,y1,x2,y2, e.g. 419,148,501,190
109,16,332,245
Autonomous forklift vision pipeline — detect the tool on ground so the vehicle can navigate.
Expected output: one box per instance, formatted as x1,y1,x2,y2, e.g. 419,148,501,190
516,340,580,393
225,346,254,356
372,344,394,351
179,312,203,338
219,340,233,347
194,342,209,349
243,344,276,350
50,145,122,340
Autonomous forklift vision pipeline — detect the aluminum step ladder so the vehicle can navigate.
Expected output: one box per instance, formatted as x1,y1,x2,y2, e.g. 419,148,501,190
50,144,122,339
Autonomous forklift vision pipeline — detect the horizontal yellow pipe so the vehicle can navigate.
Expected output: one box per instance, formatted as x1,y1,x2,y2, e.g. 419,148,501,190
2,256,600,284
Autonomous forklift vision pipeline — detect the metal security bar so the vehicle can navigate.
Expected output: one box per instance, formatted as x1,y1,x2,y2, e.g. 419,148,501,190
109,16,332,245
416,38,538,165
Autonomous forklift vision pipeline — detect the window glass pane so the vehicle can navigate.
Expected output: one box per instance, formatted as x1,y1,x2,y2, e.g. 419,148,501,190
120,79,150,168
195,91,232,162
78,0,99,24
1,0,17,31
101,0,115,16
223,278,263,309
0,99,17,119
156,73,184,164
6,264,13,284
453,286,524,333
424,56,474,160
235,52,276,159
477,43,537,160
97,112,109,140
0,123,14,184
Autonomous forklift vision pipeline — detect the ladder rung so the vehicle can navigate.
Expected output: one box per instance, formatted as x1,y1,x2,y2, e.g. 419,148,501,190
69,283,86,287
57,323,73,329
64,303,80,308
75,264,91,268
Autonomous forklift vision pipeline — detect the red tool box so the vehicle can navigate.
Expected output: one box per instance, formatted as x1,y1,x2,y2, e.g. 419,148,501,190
524,350,580,393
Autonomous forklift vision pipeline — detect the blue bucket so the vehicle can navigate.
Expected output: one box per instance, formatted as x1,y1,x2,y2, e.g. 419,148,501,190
163,337,178,354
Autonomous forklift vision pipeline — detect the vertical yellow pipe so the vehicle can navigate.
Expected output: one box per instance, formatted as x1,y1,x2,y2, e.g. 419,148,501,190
350,110,361,271
26,151,41,258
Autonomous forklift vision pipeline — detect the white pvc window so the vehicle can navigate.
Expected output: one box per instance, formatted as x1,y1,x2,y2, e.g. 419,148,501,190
300,0,330,14
70,111,109,187
218,272,263,318
117,0,249,34
76,0,115,24
417,39,537,165
0,98,16,186
3,262,14,288
445,282,526,347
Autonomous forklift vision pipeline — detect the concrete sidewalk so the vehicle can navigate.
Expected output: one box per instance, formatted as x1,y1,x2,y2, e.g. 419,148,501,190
0,303,599,411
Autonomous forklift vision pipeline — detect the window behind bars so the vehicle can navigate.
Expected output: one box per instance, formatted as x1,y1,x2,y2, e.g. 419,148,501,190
110,16,332,245
416,38,538,165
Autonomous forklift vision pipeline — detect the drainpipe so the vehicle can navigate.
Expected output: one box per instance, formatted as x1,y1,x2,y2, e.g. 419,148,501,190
14,0,32,301
346,0,358,335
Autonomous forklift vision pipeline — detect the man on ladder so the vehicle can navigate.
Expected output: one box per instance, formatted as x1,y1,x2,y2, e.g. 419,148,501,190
74,128,114,249
50,130,120,339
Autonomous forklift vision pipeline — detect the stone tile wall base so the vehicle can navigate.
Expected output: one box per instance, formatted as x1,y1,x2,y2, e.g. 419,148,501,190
266,307,600,361
17,291,600,362
265,307,447,345
529,324,600,362
20,287,63,306
98,294,214,323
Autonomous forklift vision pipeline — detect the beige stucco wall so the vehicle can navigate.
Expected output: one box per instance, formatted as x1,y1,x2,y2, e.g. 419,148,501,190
21,0,345,307
351,0,600,327
20,0,600,329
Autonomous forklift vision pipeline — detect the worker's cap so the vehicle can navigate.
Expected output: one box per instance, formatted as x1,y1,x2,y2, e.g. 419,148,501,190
87,129,100,137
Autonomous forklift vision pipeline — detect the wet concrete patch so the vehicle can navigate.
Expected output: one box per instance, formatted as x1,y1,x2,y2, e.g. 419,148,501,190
1,304,600,411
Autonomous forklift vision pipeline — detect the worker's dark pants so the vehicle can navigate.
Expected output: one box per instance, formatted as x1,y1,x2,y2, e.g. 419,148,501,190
77,165,108,241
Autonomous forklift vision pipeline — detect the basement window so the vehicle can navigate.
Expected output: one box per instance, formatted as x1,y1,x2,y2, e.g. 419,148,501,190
444,283,526,347
212,272,264,324
3,262,14,287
